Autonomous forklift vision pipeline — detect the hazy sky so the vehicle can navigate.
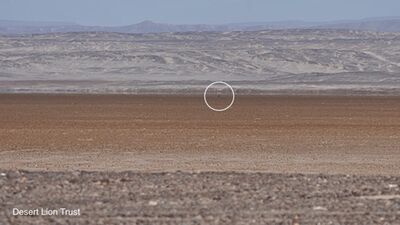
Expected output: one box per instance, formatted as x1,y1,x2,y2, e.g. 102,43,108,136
1,0,399,26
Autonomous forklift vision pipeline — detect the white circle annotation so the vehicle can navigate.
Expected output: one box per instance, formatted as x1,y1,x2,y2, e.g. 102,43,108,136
203,81,235,112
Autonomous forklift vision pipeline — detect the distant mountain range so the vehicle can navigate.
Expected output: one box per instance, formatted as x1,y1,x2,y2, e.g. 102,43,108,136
1,29,400,94
1,17,400,35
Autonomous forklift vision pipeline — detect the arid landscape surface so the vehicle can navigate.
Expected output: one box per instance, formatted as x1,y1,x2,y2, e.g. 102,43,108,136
1,30,400,94
1,27,400,225
2,1,400,222
0,94,400,224
1,94,399,175
1,171,400,225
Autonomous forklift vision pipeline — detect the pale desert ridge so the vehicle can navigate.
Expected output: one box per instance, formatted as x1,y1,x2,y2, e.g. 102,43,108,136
1,29,400,94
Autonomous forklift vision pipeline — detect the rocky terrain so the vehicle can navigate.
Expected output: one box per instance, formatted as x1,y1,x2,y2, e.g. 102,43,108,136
1,171,399,225
1,29,400,94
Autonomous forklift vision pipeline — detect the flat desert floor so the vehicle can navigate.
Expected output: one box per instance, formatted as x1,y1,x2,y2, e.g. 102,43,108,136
0,94,399,175
1,94,400,224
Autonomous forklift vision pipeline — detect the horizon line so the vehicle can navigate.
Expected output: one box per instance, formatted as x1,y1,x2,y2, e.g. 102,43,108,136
1,16,400,27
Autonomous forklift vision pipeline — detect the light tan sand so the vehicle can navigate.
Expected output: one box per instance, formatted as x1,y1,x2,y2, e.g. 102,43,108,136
0,94,399,175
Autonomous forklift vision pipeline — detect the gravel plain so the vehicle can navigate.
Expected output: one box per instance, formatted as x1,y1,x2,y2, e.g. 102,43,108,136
1,171,400,225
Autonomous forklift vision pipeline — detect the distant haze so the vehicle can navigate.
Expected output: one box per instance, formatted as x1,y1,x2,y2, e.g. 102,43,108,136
2,18,400,35
0,0,400,26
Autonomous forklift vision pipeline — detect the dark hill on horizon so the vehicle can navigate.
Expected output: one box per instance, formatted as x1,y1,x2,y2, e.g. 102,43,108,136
1,17,400,35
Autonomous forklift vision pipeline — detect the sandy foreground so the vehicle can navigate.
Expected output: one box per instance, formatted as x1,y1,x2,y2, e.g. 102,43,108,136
1,94,400,224
0,94,399,175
